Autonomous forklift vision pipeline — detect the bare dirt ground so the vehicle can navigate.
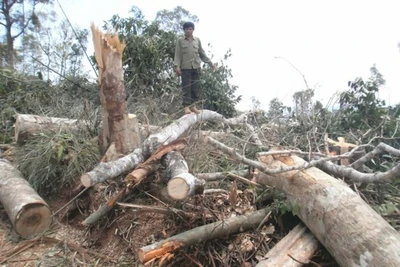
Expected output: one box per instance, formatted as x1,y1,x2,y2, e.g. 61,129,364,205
0,182,340,267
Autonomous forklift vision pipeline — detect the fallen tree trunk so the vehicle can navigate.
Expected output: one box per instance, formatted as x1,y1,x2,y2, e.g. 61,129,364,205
0,159,52,238
80,110,226,187
255,155,400,266
163,151,205,200
256,223,319,267
136,207,270,264
205,137,400,266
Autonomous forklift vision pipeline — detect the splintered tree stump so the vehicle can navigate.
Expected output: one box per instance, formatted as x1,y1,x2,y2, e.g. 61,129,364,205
0,159,52,238
91,24,139,156
163,151,205,200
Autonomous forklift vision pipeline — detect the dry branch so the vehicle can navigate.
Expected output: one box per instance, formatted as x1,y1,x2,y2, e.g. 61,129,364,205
351,142,400,170
116,202,195,219
0,159,52,238
318,160,400,183
255,223,319,267
206,136,383,179
82,187,127,226
136,208,270,264
225,112,265,147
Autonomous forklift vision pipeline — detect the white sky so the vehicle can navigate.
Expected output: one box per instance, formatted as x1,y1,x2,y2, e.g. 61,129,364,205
57,0,400,111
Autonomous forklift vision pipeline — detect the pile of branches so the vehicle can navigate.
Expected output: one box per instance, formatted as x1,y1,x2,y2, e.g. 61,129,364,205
3,108,400,266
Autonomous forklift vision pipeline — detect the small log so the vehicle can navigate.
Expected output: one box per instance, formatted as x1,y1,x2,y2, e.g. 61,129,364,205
256,223,319,267
163,151,205,200
137,207,270,264
0,159,52,238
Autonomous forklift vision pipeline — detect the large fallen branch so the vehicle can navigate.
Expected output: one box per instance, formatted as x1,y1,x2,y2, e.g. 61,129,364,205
0,159,52,238
318,159,400,183
351,142,400,170
80,110,226,188
255,223,319,267
206,140,400,266
136,207,270,264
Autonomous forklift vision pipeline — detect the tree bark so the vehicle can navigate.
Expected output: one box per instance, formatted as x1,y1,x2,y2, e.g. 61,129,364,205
136,207,270,264
256,223,319,267
91,24,139,156
254,154,400,267
163,151,205,200
0,159,52,238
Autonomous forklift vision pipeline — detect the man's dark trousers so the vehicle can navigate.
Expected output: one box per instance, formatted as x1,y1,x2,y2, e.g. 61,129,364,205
181,68,201,107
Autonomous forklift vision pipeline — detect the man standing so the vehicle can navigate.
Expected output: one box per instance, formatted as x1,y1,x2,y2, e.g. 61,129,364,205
174,22,216,114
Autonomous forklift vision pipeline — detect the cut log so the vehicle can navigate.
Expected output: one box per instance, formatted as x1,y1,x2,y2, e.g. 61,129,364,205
0,159,52,238
91,24,139,155
136,207,270,264
14,114,86,144
163,151,205,200
254,154,400,267
255,223,319,267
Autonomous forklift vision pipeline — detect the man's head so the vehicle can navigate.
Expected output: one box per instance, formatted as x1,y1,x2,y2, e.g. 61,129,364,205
183,22,194,38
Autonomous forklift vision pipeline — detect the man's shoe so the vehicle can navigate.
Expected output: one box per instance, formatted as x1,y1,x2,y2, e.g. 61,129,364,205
190,106,201,114
184,106,192,114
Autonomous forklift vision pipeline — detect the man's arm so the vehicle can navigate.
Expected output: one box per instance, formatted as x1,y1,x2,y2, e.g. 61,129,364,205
198,38,215,70
174,39,182,75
